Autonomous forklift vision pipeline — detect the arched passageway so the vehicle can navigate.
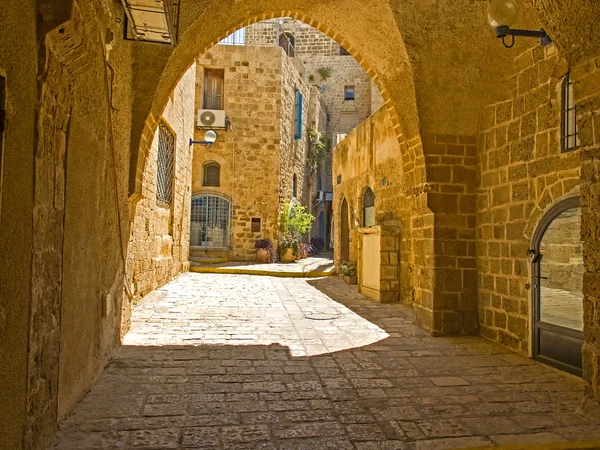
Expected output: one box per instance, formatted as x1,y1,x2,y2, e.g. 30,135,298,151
2,1,600,449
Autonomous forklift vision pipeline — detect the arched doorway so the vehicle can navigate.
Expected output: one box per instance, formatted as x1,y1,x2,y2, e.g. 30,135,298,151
340,198,350,262
190,194,232,249
531,196,583,376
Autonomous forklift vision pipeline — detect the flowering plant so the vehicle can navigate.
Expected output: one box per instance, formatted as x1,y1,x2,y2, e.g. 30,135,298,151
340,260,356,277
255,239,276,263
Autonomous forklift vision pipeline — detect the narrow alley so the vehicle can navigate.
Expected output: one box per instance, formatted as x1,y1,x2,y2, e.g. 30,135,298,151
53,274,600,450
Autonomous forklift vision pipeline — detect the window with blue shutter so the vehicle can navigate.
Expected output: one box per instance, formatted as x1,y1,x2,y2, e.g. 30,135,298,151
294,88,303,140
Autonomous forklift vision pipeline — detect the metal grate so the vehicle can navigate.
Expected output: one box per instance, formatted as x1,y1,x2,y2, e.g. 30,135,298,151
156,122,175,204
190,194,231,248
561,73,579,152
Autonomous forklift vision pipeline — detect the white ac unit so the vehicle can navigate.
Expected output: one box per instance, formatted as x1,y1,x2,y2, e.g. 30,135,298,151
197,109,227,129
314,191,324,202
334,133,347,146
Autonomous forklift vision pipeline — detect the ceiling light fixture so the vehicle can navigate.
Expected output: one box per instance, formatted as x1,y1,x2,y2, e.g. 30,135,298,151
487,0,552,49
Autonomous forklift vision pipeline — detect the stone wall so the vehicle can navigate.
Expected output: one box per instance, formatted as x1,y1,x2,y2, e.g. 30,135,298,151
192,45,312,261
333,107,411,304
0,1,37,447
575,56,600,407
477,43,581,353
127,64,196,304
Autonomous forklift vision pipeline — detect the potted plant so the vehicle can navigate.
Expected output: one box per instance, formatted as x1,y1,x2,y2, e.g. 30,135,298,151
278,202,315,263
255,239,275,263
278,233,299,263
298,242,313,259
341,260,357,285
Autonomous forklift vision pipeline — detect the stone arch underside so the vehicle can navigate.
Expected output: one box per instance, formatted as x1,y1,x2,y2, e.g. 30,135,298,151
128,0,422,202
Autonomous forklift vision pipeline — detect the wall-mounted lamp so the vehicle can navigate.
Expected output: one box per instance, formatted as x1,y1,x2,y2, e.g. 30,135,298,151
189,130,218,149
487,0,552,49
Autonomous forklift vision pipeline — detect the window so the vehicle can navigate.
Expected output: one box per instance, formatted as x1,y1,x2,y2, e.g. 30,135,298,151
292,174,298,198
203,68,224,110
251,218,261,233
340,46,350,56
279,32,295,57
156,122,175,204
203,162,221,187
293,88,303,140
363,187,376,227
190,194,231,248
316,167,322,192
0,74,5,215
344,85,355,101
561,72,579,152
337,175,342,185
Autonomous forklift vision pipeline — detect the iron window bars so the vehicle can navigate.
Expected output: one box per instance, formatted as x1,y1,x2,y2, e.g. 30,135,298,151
561,73,579,152
156,122,175,204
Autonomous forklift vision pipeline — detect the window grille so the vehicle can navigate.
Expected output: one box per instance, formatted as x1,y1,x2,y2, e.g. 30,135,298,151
203,69,224,110
363,187,376,227
344,85,355,101
203,162,220,187
220,28,246,46
561,73,579,152
156,122,175,204
190,194,231,248
294,89,303,140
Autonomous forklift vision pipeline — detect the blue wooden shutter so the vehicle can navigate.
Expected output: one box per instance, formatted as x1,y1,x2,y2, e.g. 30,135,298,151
294,89,303,140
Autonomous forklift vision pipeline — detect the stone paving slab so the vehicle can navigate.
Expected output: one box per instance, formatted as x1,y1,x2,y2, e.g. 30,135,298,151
190,254,335,278
53,274,600,450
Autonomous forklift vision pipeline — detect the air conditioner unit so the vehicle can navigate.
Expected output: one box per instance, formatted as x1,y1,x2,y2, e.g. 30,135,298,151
314,191,324,202
334,133,347,146
197,109,227,129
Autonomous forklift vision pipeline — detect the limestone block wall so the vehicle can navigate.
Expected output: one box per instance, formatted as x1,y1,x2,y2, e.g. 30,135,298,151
477,44,581,354
127,64,196,302
303,55,379,138
192,45,312,260
333,107,412,304
575,56,600,405
279,48,311,206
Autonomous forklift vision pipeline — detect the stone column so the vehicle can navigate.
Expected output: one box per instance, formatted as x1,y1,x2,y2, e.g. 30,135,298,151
413,134,478,336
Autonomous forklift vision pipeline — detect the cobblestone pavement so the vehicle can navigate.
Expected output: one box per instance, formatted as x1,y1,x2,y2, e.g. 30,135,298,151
53,274,600,450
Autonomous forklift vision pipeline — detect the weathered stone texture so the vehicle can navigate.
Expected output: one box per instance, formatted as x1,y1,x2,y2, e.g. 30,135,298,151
477,44,580,354
333,107,411,305
192,45,312,261
127,63,196,304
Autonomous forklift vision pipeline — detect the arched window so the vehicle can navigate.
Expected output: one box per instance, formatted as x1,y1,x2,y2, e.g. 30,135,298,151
203,162,220,187
561,73,579,152
279,32,295,57
363,187,376,227
292,174,298,198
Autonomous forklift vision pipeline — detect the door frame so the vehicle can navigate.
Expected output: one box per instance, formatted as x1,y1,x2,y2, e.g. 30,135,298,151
340,198,350,262
530,195,583,376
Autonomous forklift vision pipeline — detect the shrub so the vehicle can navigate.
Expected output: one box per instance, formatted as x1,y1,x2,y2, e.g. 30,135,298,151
278,233,299,257
340,260,356,277
279,202,315,236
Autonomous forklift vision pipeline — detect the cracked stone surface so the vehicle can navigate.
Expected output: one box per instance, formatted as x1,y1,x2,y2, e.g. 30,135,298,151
53,274,600,449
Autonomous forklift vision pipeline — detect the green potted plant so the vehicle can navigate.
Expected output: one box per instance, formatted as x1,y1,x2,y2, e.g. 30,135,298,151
278,202,315,263
341,260,357,285
255,239,275,263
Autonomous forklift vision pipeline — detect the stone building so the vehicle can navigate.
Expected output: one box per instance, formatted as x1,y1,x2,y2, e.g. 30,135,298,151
125,64,195,309
190,44,317,261
2,1,600,449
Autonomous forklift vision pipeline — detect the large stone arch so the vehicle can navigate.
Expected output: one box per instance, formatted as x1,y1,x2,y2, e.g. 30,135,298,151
128,0,423,202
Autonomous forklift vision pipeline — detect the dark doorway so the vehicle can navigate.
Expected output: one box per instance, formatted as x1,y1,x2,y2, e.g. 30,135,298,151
531,196,583,376
341,198,350,262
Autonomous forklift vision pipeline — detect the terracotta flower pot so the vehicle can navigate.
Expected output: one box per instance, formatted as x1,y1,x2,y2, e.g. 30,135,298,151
343,275,357,285
281,248,297,263
256,248,270,263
